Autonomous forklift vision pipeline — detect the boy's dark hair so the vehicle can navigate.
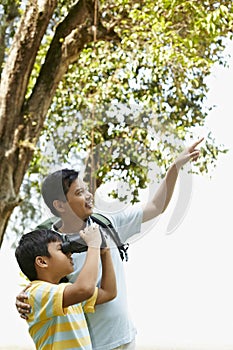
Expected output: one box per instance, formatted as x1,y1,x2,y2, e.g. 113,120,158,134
41,169,79,216
15,229,62,281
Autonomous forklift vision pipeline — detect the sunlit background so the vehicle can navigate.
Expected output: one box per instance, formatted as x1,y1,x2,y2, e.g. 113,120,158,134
0,42,233,350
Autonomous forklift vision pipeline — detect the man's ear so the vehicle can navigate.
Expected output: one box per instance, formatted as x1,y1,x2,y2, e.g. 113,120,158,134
35,256,48,268
53,199,66,214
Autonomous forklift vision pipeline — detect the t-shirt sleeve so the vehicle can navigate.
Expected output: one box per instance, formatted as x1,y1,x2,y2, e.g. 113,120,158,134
102,205,143,243
82,287,98,313
28,281,71,322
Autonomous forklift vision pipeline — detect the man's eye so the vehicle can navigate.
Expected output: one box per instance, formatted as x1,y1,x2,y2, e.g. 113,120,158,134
76,186,88,196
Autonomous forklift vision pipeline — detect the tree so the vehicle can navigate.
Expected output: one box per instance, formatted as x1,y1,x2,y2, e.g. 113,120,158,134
0,0,233,247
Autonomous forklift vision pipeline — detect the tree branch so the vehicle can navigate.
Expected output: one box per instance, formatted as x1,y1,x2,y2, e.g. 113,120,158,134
24,0,119,138
0,0,57,139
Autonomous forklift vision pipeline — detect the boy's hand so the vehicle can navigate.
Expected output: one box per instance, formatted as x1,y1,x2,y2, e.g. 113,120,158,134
15,284,31,320
79,223,101,248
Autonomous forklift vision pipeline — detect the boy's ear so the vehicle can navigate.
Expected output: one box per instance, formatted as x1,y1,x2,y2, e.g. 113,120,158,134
35,256,48,268
53,199,66,214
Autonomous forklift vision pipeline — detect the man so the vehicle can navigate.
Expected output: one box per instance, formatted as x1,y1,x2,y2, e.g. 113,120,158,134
16,138,204,350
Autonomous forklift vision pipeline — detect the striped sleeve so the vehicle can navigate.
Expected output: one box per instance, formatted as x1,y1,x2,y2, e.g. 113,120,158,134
27,281,71,323
82,287,98,313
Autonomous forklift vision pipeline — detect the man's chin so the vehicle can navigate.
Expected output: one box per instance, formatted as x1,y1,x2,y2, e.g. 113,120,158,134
85,207,93,218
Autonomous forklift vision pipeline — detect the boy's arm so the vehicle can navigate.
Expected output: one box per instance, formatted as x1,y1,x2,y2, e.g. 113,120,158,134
63,225,101,308
95,249,117,304
63,247,99,307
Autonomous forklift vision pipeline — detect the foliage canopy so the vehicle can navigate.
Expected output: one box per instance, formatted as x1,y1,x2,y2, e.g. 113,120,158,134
0,0,233,243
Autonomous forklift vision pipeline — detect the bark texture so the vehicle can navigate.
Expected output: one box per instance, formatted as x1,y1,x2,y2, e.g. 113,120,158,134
0,0,117,246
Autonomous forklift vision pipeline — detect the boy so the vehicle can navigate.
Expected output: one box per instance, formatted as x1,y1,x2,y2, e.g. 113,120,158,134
15,224,116,350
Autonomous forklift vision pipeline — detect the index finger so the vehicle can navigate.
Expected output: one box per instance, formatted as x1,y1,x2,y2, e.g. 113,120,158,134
190,137,204,149
18,284,31,297
23,283,31,292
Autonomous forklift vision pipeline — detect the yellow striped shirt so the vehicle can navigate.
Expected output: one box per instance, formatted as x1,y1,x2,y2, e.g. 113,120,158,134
26,280,97,349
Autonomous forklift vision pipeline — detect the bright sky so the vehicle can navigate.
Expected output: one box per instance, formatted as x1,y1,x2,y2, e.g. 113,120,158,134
0,42,233,349
125,42,233,349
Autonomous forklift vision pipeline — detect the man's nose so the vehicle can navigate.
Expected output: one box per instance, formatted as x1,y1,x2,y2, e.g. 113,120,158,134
85,190,93,199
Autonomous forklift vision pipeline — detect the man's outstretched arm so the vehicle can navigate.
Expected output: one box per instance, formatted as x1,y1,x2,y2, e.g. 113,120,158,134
142,137,204,223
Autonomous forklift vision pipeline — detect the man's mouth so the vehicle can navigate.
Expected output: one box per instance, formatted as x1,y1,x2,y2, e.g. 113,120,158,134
86,201,93,209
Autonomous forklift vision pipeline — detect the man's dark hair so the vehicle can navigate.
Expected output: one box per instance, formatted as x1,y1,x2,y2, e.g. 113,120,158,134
41,169,79,216
15,229,62,281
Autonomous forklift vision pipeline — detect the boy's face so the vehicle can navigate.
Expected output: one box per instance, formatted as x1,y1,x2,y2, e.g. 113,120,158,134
63,178,94,221
47,240,74,278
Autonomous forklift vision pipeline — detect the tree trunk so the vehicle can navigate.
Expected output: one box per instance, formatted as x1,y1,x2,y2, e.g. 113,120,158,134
0,0,118,246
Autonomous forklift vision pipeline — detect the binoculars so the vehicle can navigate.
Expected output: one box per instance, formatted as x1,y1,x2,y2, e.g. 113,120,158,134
61,229,107,254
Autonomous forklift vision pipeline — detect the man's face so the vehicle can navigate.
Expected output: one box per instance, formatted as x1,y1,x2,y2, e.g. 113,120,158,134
64,178,94,221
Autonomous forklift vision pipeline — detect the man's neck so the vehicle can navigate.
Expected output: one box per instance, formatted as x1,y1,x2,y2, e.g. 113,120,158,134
58,216,89,234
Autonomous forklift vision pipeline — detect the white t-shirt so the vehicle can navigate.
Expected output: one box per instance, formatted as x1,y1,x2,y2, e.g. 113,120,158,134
67,205,143,350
